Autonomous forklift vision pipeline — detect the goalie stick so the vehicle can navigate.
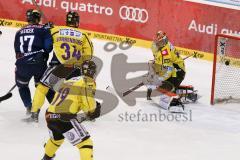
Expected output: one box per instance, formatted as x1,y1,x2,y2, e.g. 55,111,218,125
0,84,17,103
183,53,194,60
122,79,175,97
105,85,117,96
122,82,144,97
121,60,171,97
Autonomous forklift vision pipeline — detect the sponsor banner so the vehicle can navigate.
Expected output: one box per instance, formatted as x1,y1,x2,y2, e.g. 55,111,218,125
177,47,212,61
204,0,240,6
0,17,212,61
0,18,27,28
0,0,239,59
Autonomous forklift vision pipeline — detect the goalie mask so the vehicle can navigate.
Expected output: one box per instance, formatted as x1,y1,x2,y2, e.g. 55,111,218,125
154,31,168,49
66,11,79,28
81,60,97,78
26,9,41,24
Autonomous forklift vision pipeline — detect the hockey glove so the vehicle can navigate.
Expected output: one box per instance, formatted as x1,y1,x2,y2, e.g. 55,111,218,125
88,101,101,120
44,22,54,29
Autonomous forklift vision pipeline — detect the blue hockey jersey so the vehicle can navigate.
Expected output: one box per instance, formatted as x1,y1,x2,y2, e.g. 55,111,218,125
14,24,53,65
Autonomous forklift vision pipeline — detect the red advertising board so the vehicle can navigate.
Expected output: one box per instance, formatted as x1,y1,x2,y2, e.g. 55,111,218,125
0,0,239,54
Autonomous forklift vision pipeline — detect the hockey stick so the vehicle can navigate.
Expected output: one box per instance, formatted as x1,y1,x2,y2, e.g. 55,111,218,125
183,53,194,60
121,59,177,97
121,60,154,97
122,82,144,97
0,84,17,103
106,85,119,96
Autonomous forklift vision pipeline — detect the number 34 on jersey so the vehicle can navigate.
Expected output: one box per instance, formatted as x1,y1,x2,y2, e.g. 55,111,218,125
51,26,93,65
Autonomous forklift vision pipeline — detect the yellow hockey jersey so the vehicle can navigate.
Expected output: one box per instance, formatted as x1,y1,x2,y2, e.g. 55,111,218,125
48,76,96,114
151,41,185,80
51,26,93,66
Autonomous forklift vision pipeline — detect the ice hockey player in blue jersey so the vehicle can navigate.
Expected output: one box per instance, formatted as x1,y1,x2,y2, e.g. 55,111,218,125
14,9,53,114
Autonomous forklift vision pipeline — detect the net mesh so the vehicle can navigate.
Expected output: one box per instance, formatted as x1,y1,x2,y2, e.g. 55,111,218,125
213,35,240,103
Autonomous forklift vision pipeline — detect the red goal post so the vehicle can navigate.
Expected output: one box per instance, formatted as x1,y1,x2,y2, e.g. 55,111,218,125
211,34,240,105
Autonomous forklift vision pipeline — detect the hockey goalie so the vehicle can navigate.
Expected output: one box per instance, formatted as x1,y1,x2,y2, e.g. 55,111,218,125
143,31,198,112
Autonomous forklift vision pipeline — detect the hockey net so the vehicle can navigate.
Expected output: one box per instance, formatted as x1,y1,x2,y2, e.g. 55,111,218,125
211,34,240,105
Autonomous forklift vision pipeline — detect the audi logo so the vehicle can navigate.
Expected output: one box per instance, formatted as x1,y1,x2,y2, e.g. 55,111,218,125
119,6,149,23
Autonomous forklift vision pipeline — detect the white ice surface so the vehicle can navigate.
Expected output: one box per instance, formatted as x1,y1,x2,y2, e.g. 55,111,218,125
0,27,240,160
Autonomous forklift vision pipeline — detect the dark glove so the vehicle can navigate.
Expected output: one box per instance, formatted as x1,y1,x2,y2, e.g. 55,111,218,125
76,113,87,123
44,22,54,29
88,101,101,120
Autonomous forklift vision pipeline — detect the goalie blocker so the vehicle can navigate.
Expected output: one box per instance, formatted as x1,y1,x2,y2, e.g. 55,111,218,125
122,76,198,111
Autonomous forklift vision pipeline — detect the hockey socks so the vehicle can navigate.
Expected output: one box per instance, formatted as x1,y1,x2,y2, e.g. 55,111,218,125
32,83,49,112
44,138,64,158
76,138,93,160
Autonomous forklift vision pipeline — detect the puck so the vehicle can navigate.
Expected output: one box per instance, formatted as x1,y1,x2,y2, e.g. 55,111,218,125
225,60,230,66
0,30,2,35
106,86,109,90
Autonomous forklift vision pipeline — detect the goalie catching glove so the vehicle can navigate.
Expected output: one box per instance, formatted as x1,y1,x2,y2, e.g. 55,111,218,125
143,60,172,88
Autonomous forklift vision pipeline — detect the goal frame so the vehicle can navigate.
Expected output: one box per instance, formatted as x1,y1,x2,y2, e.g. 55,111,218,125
211,34,240,105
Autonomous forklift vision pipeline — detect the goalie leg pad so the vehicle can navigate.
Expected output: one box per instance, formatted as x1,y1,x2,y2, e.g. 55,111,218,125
168,100,185,113
153,88,179,110
176,85,198,102
152,88,185,112
187,92,198,102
